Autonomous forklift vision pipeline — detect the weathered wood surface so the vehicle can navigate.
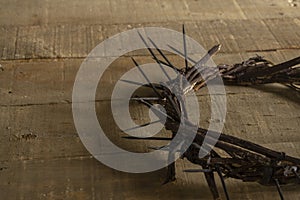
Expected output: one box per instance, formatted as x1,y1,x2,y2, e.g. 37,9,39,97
0,0,299,199
1,17,300,60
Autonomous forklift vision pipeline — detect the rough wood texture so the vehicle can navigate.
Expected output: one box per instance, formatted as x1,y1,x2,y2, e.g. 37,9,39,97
0,0,299,199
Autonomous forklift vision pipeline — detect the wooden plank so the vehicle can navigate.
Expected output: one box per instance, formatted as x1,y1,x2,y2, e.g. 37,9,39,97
0,26,17,60
263,18,300,48
1,0,300,26
1,50,299,105
1,18,299,60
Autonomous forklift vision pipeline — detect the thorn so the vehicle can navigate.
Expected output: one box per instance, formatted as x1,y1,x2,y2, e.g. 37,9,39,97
194,44,221,71
148,145,183,152
208,44,222,56
122,136,172,141
216,166,230,200
147,37,179,73
123,119,162,132
183,169,212,173
120,79,146,87
182,24,189,71
131,97,161,101
148,146,166,150
137,31,172,81
167,45,197,64
131,57,163,99
274,179,285,200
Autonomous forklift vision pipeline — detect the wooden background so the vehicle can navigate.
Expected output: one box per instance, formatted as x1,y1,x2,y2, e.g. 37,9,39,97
0,0,299,199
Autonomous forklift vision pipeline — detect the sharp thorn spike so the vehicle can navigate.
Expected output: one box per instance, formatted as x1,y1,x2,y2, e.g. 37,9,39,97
193,44,222,72
122,136,172,141
216,166,230,200
148,146,182,152
123,119,162,132
182,24,189,71
120,79,147,87
147,37,179,73
156,59,171,67
183,169,212,173
131,57,163,99
204,171,220,199
137,31,172,81
148,146,166,150
274,179,285,200
208,44,222,56
131,97,161,101
168,44,197,64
